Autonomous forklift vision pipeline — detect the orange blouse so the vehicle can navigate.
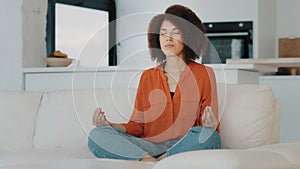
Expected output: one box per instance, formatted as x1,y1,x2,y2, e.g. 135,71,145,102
122,61,219,143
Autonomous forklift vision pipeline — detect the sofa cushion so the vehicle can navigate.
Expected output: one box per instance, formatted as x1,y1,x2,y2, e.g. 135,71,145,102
0,91,43,153
249,142,300,169
33,88,136,150
0,150,154,169
218,84,276,149
153,149,292,169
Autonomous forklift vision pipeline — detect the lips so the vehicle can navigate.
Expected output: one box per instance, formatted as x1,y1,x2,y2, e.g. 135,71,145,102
164,44,174,48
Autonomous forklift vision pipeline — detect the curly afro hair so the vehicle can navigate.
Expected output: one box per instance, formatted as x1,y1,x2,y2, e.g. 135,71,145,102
148,4,207,64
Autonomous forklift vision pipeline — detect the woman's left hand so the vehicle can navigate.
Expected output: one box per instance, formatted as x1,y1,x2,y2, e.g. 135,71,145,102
92,107,111,127
202,106,218,129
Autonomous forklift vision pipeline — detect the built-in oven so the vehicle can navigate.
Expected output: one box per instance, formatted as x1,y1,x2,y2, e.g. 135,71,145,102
202,21,253,63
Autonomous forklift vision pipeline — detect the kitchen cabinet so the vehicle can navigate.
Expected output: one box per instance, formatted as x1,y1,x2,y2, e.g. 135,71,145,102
23,67,143,91
23,64,275,91
260,76,300,142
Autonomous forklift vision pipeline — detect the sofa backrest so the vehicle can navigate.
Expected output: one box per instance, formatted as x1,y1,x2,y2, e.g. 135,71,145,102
33,88,136,150
0,91,43,154
217,83,279,149
32,83,279,150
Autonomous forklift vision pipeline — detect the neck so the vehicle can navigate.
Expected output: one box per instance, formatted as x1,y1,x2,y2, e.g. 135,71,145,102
164,56,187,73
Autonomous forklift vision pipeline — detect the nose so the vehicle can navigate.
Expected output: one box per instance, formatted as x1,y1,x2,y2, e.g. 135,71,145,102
166,33,173,41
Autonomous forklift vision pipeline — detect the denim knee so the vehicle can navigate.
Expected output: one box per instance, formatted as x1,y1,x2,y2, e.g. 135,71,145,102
89,126,115,136
87,126,116,158
87,126,147,160
88,137,106,158
192,126,221,146
167,126,221,156
88,126,117,145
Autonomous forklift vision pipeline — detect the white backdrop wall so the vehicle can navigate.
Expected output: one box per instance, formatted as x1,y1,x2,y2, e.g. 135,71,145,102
22,0,47,68
275,0,300,57
0,0,23,90
276,0,300,38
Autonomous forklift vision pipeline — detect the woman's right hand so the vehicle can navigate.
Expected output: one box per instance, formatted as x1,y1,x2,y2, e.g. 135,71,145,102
202,106,218,129
92,107,111,127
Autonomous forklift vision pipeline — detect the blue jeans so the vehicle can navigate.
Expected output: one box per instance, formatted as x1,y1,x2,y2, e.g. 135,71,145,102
88,126,221,161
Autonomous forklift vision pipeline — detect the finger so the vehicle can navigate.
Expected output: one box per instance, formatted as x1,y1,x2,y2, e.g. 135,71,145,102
202,107,208,125
94,107,102,118
202,111,206,125
208,107,215,120
208,107,217,124
207,107,217,128
95,115,103,127
203,106,214,128
97,113,104,124
206,109,214,125
95,107,102,114
100,114,106,121
93,108,101,125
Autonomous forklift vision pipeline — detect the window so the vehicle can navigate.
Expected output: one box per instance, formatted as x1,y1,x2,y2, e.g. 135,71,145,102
46,0,116,66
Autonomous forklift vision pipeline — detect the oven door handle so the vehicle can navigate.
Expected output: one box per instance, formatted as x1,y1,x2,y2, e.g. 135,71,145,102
206,32,249,37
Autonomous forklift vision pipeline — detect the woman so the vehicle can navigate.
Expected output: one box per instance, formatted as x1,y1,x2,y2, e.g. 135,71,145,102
88,4,221,162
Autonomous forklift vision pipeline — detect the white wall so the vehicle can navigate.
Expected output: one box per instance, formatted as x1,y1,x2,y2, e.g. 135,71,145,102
275,0,300,57
276,0,300,38
0,0,23,90
258,0,276,58
22,0,47,68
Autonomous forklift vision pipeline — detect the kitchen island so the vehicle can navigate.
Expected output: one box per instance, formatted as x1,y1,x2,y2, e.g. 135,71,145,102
23,63,276,91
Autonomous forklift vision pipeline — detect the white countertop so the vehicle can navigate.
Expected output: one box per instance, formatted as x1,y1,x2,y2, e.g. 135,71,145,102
22,66,148,73
22,63,277,73
226,58,300,68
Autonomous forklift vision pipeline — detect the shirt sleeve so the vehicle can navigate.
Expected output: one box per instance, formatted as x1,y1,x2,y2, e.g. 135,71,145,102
196,66,220,133
121,72,146,137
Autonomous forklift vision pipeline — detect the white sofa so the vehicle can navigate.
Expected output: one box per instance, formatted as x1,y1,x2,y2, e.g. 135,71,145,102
0,84,300,169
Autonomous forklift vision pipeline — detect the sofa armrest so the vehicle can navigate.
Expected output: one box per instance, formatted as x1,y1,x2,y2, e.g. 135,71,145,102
271,99,281,144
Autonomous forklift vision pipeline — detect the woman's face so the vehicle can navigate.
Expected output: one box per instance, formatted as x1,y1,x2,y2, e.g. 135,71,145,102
159,20,185,59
